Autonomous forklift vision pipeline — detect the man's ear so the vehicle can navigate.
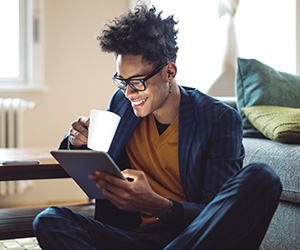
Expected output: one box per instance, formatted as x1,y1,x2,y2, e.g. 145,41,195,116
165,62,177,81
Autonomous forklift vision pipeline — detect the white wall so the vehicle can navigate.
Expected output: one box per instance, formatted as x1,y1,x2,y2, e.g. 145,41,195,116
0,0,129,208
2,0,128,149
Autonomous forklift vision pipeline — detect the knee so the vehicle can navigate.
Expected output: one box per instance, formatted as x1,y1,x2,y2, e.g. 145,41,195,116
33,206,67,235
243,162,280,182
243,162,282,198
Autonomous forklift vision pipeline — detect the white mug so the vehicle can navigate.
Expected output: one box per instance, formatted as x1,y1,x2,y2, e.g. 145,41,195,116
87,109,120,152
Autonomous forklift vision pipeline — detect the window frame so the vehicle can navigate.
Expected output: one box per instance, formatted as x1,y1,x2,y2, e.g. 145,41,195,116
0,0,46,92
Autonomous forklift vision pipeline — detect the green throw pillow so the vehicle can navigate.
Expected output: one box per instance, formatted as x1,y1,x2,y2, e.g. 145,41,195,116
236,58,300,137
242,106,300,144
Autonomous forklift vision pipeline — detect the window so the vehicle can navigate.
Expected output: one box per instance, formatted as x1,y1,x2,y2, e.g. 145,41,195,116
151,0,299,92
0,0,22,81
151,0,219,93
0,0,45,91
235,0,296,74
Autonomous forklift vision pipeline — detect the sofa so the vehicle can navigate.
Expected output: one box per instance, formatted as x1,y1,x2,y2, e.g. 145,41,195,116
217,57,300,250
220,97,300,250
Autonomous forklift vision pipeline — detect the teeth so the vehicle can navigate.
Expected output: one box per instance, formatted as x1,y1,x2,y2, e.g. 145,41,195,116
132,98,146,106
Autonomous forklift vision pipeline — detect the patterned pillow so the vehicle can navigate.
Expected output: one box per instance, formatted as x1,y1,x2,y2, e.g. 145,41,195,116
242,106,300,144
236,58,300,137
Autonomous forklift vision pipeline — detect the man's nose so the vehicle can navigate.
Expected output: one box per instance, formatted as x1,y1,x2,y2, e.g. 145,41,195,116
124,84,137,98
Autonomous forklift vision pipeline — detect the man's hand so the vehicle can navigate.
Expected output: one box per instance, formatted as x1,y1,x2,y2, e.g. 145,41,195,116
88,169,170,217
69,116,90,147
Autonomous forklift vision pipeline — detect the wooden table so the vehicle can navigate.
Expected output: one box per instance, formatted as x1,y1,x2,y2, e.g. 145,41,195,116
0,148,70,181
0,148,94,240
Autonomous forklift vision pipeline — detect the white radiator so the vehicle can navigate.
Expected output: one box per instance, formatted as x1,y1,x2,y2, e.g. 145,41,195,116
0,98,36,196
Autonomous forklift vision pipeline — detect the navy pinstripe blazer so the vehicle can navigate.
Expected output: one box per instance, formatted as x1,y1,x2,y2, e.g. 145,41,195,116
106,86,244,226
60,85,244,229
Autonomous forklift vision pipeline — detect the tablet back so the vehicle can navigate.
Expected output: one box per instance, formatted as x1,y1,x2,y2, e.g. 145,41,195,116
50,150,124,199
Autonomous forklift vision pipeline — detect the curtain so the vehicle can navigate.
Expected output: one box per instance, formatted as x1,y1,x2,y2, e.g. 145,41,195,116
207,0,240,96
219,0,240,70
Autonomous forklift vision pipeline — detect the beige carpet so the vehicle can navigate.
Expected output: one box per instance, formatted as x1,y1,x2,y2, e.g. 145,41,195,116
0,238,41,250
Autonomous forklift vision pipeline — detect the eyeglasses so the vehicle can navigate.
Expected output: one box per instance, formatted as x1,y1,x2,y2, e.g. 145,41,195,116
112,62,168,92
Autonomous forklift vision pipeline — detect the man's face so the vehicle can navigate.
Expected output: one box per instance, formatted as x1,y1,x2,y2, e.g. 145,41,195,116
116,54,170,118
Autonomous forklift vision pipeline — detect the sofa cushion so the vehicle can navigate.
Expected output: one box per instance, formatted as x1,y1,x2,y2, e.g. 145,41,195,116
236,58,300,137
243,137,300,204
242,106,300,144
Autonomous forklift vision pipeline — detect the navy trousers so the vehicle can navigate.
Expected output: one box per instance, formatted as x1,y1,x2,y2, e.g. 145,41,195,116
33,163,282,250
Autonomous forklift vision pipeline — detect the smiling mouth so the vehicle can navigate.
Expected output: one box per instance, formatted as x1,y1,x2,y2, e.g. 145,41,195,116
131,97,148,106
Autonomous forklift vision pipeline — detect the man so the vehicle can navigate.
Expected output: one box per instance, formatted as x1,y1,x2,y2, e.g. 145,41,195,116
33,5,282,250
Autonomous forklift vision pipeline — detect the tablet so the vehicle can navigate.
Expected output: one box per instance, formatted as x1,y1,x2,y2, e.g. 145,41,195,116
50,150,125,199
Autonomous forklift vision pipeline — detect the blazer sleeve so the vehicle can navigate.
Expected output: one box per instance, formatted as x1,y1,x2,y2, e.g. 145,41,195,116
202,107,244,201
170,107,244,227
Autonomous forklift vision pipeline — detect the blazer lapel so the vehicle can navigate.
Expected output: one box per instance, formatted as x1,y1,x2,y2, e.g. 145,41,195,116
178,86,197,198
108,86,198,200
108,100,141,160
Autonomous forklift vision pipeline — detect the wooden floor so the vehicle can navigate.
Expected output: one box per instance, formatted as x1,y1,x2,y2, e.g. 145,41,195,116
0,237,41,250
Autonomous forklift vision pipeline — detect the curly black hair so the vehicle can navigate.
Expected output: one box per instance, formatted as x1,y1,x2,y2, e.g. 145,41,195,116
97,5,178,66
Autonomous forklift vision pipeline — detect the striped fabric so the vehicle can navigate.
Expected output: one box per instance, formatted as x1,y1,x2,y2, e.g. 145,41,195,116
105,86,244,226
46,86,281,249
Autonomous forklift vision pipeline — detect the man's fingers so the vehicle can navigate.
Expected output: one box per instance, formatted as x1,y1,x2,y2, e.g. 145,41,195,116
69,116,90,146
122,169,144,180
94,170,128,186
71,117,89,138
69,128,87,146
92,171,130,197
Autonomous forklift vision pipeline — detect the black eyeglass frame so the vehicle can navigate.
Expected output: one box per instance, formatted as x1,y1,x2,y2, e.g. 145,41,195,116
112,62,168,92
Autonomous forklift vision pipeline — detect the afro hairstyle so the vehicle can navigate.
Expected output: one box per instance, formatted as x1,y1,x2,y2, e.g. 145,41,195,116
97,4,179,66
